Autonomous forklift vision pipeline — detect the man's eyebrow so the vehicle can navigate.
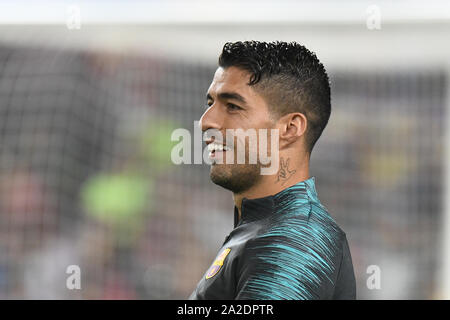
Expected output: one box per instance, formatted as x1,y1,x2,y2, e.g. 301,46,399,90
206,92,247,105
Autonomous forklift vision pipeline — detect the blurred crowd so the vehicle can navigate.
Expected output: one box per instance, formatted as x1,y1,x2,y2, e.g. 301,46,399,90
0,44,445,299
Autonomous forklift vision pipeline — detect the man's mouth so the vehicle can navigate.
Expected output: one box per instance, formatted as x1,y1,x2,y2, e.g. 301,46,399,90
207,141,231,159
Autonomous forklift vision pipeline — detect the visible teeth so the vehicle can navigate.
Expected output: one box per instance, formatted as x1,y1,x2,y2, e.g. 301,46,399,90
207,142,229,152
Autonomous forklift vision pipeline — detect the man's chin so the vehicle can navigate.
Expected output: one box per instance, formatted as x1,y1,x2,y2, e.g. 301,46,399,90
209,163,260,194
209,163,232,189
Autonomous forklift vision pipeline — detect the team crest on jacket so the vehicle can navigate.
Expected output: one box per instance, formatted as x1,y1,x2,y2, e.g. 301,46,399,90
206,248,231,279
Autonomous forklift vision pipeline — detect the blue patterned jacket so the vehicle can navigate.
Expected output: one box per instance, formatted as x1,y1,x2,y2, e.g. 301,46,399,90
190,177,356,300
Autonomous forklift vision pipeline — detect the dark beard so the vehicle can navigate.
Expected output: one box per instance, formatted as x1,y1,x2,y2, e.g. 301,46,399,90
210,163,262,194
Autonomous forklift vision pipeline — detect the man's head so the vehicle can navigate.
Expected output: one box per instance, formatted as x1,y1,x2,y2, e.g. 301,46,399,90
200,41,331,194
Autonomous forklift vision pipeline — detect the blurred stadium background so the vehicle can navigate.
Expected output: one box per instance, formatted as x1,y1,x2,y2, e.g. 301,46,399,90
0,0,449,299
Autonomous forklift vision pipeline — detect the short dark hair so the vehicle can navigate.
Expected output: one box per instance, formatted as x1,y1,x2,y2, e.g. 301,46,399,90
218,41,331,153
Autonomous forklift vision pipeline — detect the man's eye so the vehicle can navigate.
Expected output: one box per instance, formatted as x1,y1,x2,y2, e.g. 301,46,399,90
227,103,241,111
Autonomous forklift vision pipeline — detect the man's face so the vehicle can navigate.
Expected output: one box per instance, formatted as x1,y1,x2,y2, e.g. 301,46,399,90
199,66,275,194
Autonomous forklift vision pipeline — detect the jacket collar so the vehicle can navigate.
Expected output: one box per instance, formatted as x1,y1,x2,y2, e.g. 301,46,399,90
233,177,319,228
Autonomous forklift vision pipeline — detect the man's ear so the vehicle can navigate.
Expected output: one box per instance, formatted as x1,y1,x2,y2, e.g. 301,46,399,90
278,112,308,147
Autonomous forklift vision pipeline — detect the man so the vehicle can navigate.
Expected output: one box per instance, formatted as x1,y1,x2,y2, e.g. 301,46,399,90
190,41,356,300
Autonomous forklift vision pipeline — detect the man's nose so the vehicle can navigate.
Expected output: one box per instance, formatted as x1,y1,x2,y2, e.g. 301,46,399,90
199,105,222,132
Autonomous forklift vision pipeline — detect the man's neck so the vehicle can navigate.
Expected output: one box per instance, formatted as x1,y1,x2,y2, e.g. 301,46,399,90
233,156,309,221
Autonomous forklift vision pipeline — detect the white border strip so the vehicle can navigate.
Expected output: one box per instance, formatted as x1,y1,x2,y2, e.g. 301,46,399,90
0,0,449,25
